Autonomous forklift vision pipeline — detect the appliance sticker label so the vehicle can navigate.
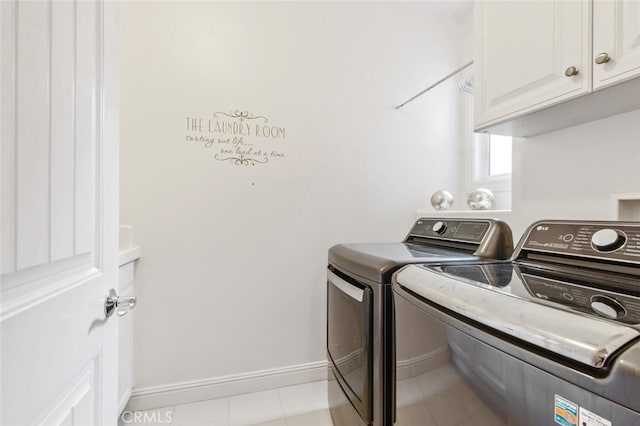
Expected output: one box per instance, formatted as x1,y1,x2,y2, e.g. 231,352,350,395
579,407,612,426
555,395,579,426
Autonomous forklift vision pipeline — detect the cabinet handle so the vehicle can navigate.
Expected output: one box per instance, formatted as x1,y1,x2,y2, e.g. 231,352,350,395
564,66,579,77
595,52,611,65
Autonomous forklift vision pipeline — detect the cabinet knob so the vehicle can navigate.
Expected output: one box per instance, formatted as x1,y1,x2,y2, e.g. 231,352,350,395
564,66,579,77
595,52,611,65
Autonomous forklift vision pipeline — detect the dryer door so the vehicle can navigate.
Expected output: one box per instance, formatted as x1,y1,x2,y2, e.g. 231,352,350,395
327,268,373,424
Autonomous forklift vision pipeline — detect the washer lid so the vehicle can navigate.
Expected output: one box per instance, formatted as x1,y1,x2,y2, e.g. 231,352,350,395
329,242,478,283
395,264,640,368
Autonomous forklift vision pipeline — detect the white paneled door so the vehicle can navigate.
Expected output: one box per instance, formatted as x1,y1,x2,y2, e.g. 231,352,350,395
1,1,120,425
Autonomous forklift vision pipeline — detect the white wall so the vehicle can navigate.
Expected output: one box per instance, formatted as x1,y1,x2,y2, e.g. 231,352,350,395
120,1,472,405
417,109,640,242
509,109,640,239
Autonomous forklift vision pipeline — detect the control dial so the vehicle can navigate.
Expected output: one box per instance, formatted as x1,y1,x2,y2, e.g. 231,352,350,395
591,229,626,252
433,221,447,235
590,295,626,320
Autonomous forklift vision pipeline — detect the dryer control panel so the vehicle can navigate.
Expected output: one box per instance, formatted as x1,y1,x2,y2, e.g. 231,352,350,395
407,218,514,260
408,219,490,243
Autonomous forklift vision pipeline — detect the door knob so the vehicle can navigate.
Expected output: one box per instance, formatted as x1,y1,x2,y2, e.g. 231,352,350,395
564,66,579,77
104,288,137,318
595,53,611,64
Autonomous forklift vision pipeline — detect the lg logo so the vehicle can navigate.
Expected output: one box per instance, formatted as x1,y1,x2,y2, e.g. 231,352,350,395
536,225,549,231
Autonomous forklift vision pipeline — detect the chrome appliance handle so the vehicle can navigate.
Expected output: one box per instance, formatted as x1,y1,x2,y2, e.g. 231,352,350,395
395,266,639,369
328,270,364,302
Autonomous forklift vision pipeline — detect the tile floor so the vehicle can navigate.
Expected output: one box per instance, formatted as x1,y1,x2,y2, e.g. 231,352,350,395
120,380,334,426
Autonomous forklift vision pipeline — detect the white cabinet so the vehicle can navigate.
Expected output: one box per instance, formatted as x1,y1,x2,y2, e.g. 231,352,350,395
593,0,640,89
474,0,640,137
474,0,592,128
118,260,137,413
118,225,141,414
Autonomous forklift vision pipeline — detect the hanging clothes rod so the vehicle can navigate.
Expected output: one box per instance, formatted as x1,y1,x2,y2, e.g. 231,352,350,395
396,60,474,109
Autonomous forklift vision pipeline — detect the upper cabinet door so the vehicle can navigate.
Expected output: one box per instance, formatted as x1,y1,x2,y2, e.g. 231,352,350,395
593,0,640,90
474,0,592,129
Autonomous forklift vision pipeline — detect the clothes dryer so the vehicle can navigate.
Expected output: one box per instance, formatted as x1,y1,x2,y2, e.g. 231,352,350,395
327,218,514,426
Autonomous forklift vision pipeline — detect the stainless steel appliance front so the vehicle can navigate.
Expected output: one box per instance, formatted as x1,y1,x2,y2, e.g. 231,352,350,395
393,220,640,425
327,270,374,424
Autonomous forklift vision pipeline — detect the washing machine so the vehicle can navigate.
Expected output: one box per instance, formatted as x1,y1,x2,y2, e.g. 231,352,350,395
327,218,514,426
393,220,640,425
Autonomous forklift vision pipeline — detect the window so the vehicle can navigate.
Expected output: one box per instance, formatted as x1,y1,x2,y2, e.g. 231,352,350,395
472,133,512,187
489,134,512,176
460,72,512,209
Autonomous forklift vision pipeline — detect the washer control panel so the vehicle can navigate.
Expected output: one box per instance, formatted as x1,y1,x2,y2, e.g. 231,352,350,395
520,221,640,263
521,273,640,324
408,219,490,243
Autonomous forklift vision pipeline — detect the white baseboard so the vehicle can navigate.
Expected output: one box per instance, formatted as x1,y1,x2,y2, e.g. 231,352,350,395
125,360,329,412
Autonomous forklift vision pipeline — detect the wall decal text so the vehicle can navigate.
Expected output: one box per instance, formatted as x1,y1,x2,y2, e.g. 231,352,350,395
184,110,287,166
